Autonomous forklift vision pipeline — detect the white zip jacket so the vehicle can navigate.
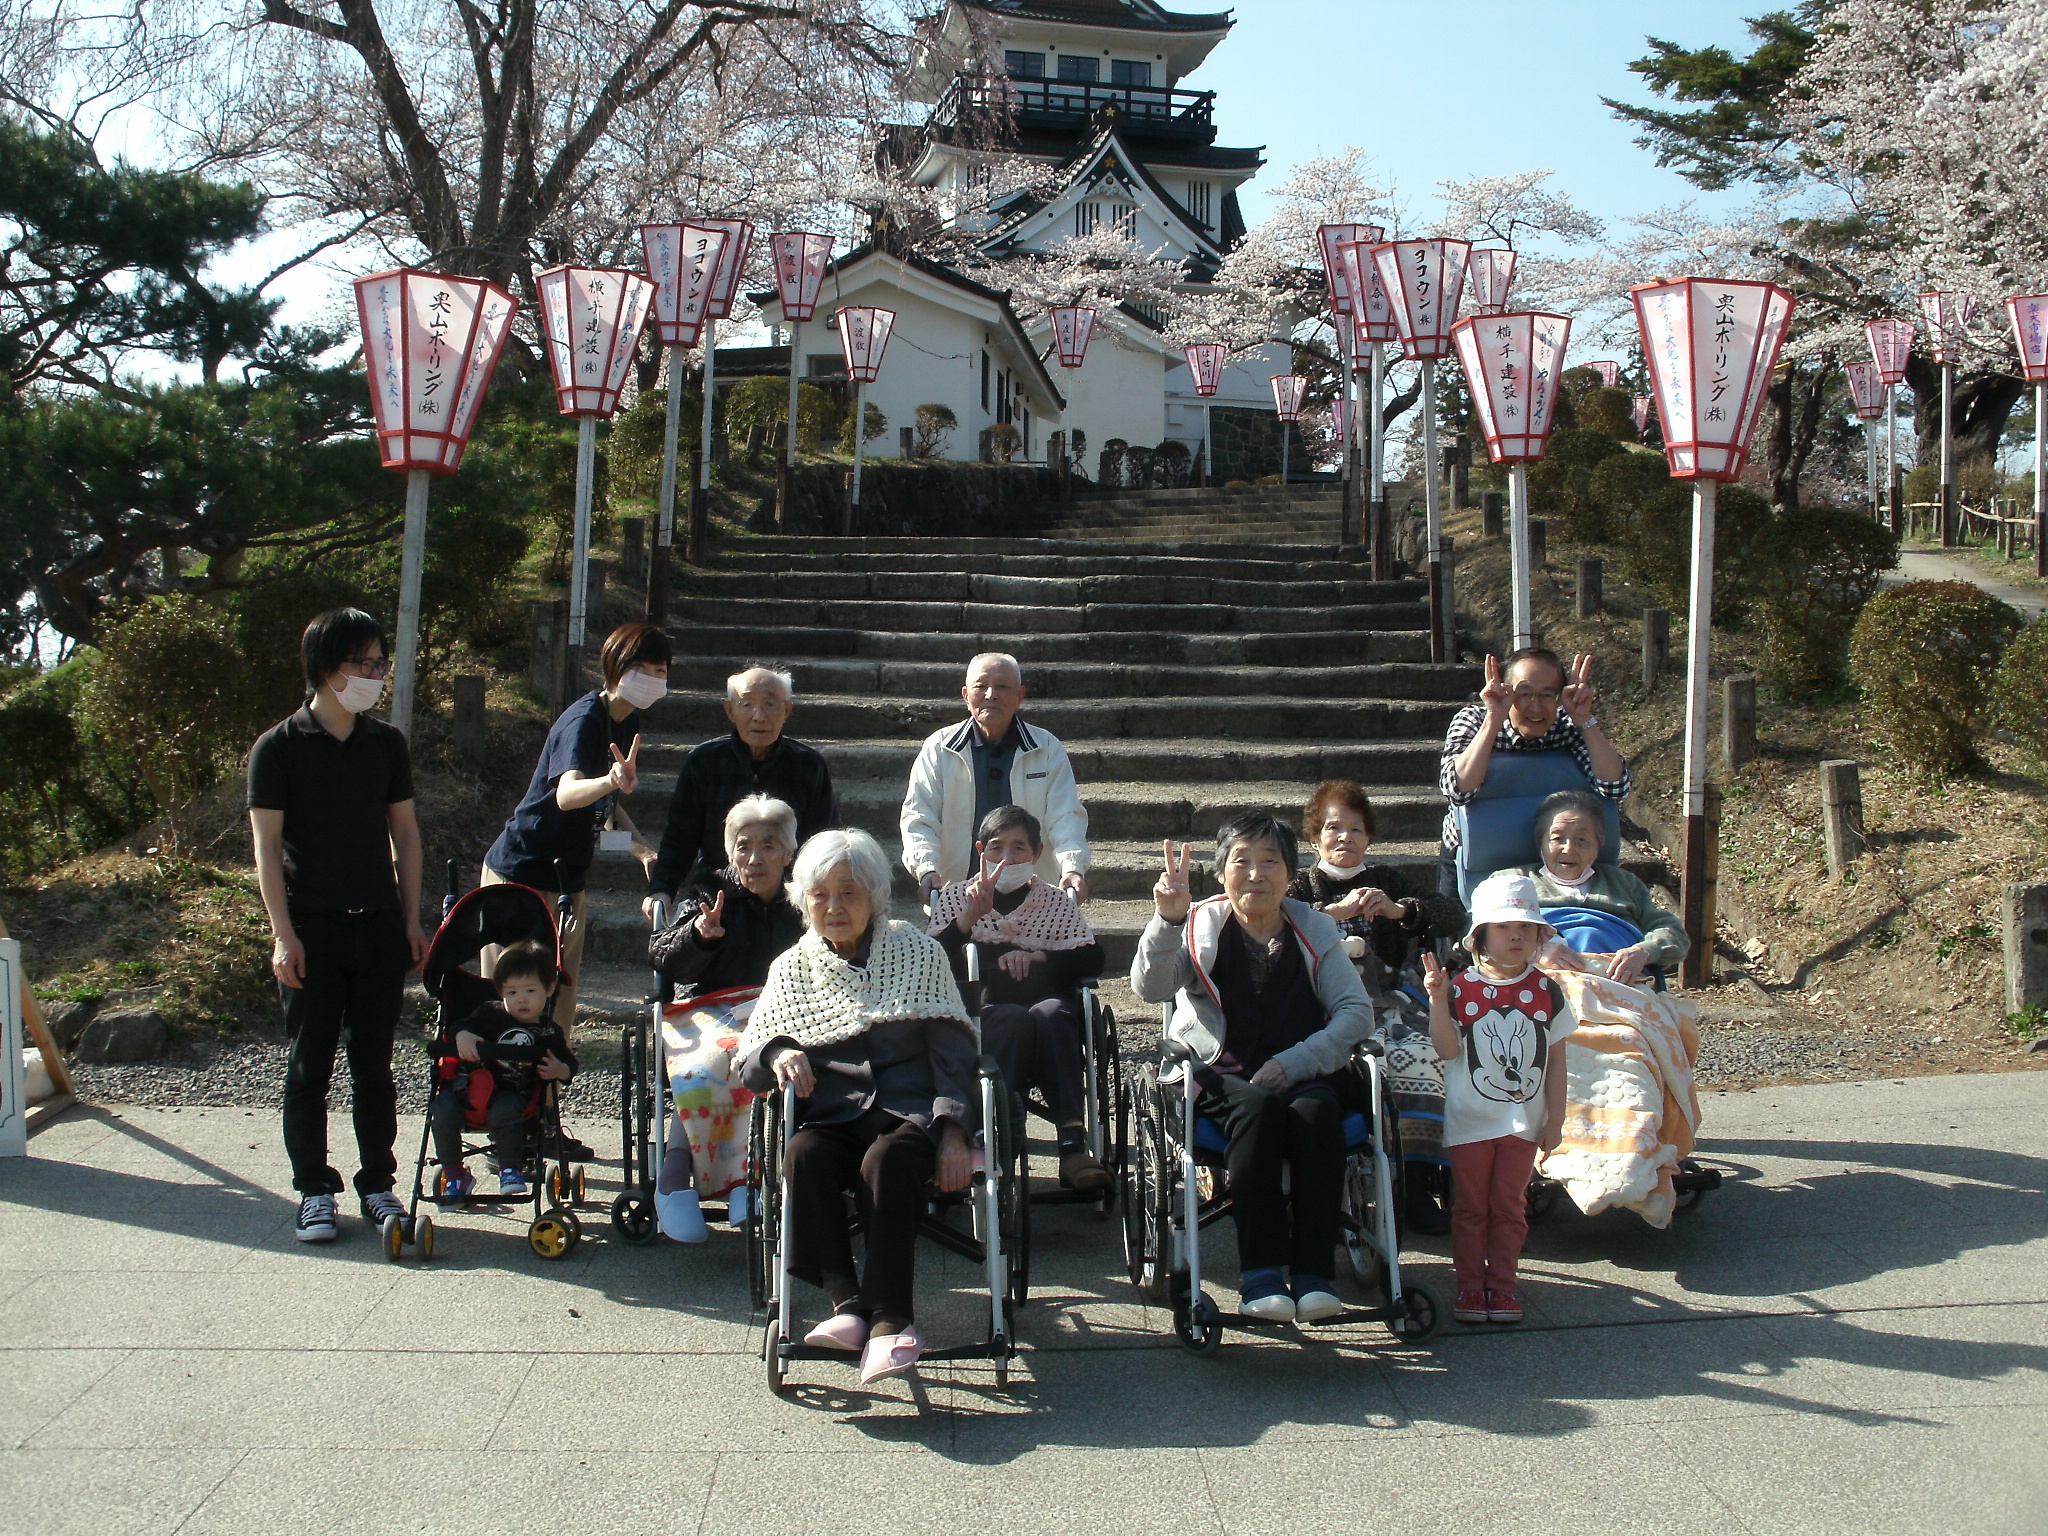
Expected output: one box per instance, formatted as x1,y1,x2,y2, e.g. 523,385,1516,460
899,717,1091,887
1130,895,1375,1084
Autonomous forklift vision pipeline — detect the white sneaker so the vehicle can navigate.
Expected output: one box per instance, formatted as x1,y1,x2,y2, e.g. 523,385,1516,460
1294,1289,1344,1324
295,1194,339,1243
1239,1291,1297,1322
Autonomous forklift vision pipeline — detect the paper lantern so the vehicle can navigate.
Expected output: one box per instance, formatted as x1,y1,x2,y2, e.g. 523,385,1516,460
1466,248,1517,316
1865,318,1914,385
695,217,756,321
1317,223,1384,318
836,305,895,383
354,268,519,473
1049,305,1098,368
1336,238,1401,345
1184,342,1227,397
640,222,729,348
770,231,834,322
1328,397,1353,444
1917,291,1976,364
1588,360,1622,390
1370,239,1473,361
534,264,656,418
2006,294,2048,382
1631,395,1653,436
1631,276,1796,480
1451,312,1572,463
1843,360,1885,421
1270,374,1308,421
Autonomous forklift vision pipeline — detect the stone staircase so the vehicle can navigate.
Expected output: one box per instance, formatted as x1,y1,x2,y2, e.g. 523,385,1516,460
571,531,1480,1017
1032,483,1346,544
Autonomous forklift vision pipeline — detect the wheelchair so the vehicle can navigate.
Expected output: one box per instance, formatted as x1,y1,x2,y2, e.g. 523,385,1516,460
746,1055,1029,1394
1123,1023,1442,1354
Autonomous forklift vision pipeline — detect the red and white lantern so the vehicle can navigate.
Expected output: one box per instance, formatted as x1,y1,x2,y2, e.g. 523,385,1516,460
1466,248,1517,316
1631,276,1795,480
1917,291,1976,364
1631,395,1653,436
1588,360,1622,390
1328,397,1353,445
2006,294,2048,383
695,218,756,322
535,264,656,418
1318,222,1383,318
1450,312,1572,464
836,306,896,382
1049,305,1098,368
770,231,834,322
1370,239,1472,361
1269,374,1308,420
1184,342,1228,396
1843,360,1885,421
354,268,519,473
1865,318,1914,384
639,223,728,348
1336,239,1400,345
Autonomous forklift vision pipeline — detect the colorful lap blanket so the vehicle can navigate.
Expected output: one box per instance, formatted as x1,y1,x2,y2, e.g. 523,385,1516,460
660,986,759,1199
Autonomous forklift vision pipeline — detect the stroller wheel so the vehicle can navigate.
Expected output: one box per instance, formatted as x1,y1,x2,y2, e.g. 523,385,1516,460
548,1164,568,1203
529,1208,579,1260
611,1190,658,1245
574,1166,587,1205
381,1213,404,1263
414,1212,435,1262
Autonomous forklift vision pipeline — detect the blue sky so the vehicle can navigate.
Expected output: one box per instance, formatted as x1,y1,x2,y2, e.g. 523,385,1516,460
1188,0,1765,235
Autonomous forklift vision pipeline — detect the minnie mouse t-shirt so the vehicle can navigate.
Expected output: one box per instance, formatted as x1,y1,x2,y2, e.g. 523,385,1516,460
1441,963,1575,1147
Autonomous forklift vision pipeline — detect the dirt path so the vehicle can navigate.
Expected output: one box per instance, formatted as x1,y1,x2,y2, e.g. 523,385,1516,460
1886,548,2047,616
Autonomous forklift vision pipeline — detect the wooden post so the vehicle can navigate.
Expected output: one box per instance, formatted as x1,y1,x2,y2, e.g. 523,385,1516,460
1820,760,1866,880
1643,607,1670,694
899,425,916,460
1482,491,1504,542
2004,882,2048,1016
528,600,564,708
1722,674,1757,769
1436,535,1457,661
745,422,764,463
1528,518,1547,571
621,518,646,588
451,674,487,771
1576,558,1602,618
1679,782,1720,990
776,458,796,534
686,450,708,565
1371,497,1394,581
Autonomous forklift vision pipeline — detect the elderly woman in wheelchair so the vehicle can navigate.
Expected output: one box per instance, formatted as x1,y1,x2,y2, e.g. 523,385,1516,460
1518,789,1688,984
733,828,981,1385
1130,812,1378,1325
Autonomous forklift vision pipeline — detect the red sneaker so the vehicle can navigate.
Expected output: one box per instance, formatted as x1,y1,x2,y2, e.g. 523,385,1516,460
1453,1286,1489,1324
1487,1286,1523,1324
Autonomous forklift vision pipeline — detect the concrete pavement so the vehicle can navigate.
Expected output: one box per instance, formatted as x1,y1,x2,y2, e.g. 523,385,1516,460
2,1071,2045,1535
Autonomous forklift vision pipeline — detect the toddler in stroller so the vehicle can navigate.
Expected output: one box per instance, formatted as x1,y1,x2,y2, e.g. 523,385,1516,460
433,941,579,1201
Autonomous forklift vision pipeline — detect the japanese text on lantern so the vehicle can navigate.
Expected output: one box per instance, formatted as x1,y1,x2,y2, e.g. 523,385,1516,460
1495,322,1520,421
450,295,509,434
420,287,452,415
1707,290,1736,424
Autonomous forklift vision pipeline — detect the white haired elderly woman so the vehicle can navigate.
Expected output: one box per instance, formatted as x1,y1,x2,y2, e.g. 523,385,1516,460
650,793,805,997
1517,788,1688,984
734,828,979,1385
1131,811,1375,1325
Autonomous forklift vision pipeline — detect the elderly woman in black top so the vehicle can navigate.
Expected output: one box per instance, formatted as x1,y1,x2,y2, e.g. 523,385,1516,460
649,793,804,998
734,828,978,1386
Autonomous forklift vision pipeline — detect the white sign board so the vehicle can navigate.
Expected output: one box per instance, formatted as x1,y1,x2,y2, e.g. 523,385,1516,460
0,939,25,1156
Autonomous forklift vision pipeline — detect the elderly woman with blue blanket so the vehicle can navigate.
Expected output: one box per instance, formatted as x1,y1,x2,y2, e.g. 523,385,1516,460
1517,790,1688,984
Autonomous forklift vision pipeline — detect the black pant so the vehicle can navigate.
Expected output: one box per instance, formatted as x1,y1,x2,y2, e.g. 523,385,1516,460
281,910,407,1197
785,1109,936,1327
1437,840,1462,905
431,1081,528,1172
981,997,1086,1126
1199,1074,1346,1279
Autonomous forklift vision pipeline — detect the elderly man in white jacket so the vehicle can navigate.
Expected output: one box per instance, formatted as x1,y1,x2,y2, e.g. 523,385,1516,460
901,652,1092,903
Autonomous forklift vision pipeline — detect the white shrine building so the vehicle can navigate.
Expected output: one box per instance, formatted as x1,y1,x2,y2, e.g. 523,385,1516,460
750,0,1289,474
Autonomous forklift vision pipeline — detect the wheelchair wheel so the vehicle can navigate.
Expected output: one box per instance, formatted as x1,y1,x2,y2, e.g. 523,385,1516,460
1173,1292,1223,1356
610,1190,657,1244
999,1088,1030,1307
1341,1152,1387,1291
1096,1008,1128,1218
1121,1081,1170,1301
1387,1280,1442,1342
765,1330,788,1395
1526,1175,1562,1223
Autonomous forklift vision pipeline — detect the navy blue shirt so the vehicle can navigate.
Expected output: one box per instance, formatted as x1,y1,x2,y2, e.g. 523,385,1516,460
969,722,1020,842
485,691,638,894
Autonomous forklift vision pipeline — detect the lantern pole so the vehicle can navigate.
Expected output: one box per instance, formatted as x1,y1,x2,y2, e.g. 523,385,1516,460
1865,415,1878,517
1508,462,1533,651
1883,383,1895,527
1679,477,1718,951
389,467,432,738
1202,399,1213,486
1939,358,1956,545
700,315,718,499
850,378,867,530
786,320,803,467
649,346,685,619
1340,341,1355,509
1421,357,1445,662
2036,379,2046,579
568,415,597,695
1368,341,1384,508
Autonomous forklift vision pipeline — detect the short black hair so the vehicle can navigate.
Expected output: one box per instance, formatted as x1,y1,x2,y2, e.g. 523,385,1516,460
301,608,388,696
492,940,558,993
1502,646,1567,691
975,804,1043,852
1215,811,1299,877
600,621,673,690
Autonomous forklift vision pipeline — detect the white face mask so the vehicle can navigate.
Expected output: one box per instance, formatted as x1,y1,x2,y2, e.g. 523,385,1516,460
1316,857,1363,880
995,863,1035,893
616,669,667,711
334,672,385,714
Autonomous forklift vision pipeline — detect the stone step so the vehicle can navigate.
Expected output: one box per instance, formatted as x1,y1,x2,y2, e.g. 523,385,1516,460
1031,518,1345,540
707,549,1379,580
1067,484,1346,508
726,534,1374,563
664,624,1433,667
658,657,1477,704
666,596,1429,635
675,568,1419,608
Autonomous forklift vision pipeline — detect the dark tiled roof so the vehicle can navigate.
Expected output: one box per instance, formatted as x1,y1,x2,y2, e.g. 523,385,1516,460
960,0,1232,33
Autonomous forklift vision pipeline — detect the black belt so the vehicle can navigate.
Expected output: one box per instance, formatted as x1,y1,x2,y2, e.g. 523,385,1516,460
293,907,397,920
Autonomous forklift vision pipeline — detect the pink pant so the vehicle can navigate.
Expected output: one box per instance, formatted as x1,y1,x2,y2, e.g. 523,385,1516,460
1449,1134,1540,1291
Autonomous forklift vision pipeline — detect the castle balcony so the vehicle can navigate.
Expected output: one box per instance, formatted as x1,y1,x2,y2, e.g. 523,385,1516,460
929,70,1218,147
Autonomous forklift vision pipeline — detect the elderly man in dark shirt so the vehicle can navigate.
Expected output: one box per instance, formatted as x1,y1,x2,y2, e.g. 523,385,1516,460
643,664,836,923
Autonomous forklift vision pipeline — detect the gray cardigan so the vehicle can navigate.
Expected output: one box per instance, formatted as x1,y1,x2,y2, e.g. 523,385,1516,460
1130,895,1375,1084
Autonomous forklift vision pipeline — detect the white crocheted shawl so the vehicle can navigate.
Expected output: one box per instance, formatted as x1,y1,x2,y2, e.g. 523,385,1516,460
739,918,973,1055
926,877,1097,952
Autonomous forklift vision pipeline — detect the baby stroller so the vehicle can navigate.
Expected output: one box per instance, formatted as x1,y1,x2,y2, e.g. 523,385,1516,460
399,863,592,1262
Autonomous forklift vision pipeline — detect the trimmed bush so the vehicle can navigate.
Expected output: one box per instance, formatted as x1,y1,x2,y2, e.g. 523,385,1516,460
1527,428,1626,542
1992,613,2048,766
912,403,957,458
723,376,832,448
1848,579,2024,773
1623,480,1773,623
1749,507,1899,694
986,421,1020,462
1588,449,1688,551
839,398,887,454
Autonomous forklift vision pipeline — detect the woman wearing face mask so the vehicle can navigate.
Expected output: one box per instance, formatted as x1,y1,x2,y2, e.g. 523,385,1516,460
483,621,672,1028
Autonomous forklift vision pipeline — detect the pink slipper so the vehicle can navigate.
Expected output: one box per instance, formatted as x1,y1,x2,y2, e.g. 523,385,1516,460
803,1311,869,1352
858,1326,923,1384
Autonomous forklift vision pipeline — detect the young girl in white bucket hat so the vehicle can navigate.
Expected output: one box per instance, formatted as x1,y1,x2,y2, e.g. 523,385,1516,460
1422,872,1575,1326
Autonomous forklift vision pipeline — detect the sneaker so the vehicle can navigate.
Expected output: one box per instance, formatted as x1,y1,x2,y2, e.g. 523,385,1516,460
295,1193,339,1243
1291,1276,1343,1324
1453,1285,1489,1324
439,1167,476,1204
360,1190,406,1228
725,1184,753,1226
499,1168,529,1198
1238,1267,1296,1322
1487,1286,1523,1325
556,1135,598,1161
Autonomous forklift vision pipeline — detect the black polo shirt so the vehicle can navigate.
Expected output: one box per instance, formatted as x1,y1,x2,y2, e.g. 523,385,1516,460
247,705,415,916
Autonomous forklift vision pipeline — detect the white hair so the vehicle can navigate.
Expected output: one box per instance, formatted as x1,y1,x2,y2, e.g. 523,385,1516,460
727,664,794,702
787,828,894,921
723,794,799,860
965,651,1022,685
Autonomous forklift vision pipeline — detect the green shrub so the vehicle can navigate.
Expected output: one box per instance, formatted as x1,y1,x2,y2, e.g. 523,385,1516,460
912,403,957,458
1527,429,1626,542
606,384,703,497
1587,449,1688,550
0,655,156,874
986,421,1020,462
226,564,367,722
725,376,832,447
1576,386,1638,441
1992,613,2048,765
1622,481,1773,623
1848,579,2024,774
1749,506,1899,693
840,399,888,454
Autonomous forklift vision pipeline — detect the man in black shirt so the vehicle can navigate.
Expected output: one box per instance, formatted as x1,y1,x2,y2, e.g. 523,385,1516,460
642,664,836,922
247,609,428,1244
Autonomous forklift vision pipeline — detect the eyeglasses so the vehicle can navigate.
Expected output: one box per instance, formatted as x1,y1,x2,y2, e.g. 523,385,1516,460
1511,688,1561,705
343,655,391,678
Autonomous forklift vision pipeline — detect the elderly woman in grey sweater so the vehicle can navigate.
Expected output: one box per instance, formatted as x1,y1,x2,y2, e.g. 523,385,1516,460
1130,812,1374,1327
1518,789,1689,983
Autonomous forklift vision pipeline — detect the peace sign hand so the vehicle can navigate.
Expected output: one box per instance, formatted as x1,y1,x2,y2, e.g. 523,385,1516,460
694,889,727,942
1479,654,1512,721
1153,840,1193,924
608,735,641,796
1562,654,1596,726
1420,951,1450,1007
957,850,1005,930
